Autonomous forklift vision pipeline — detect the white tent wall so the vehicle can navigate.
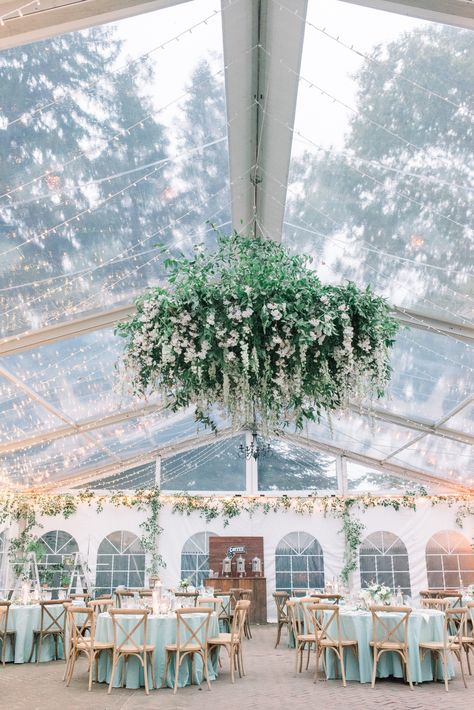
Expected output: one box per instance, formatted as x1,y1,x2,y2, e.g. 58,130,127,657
6,498,469,619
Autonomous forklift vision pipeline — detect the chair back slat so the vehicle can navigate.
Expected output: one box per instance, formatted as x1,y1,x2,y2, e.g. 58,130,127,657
40,600,69,634
109,609,149,653
89,598,114,615
420,598,450,611
306,603,341,645
175,608,212,651
66,606,94,644
0,601,11,634
230,600,250,642
214,593,232,619
444,607,468,649
370,605,411,648
273,591,289,622
197,597,222,614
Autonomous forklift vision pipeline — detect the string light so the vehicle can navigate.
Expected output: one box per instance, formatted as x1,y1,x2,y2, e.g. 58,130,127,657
0,42,258,203
1,6,225,128
270,0,474,118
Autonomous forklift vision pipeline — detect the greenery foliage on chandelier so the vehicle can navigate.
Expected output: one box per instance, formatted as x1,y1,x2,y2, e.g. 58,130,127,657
1,489,472,586
116,234,399,432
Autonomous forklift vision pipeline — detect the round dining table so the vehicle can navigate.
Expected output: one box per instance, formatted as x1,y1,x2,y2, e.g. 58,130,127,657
94,610,220,690
6,604,65,663
322,607,455,684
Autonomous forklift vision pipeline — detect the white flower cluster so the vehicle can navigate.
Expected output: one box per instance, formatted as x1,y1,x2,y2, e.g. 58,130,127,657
116,235,398,432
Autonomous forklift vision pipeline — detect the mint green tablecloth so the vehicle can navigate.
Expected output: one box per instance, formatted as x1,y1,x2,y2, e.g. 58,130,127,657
6,605,65,663
322,608,454,684
95,611,220,689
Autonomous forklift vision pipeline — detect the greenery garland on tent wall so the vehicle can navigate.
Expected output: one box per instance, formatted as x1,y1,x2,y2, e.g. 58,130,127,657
0,489,473,584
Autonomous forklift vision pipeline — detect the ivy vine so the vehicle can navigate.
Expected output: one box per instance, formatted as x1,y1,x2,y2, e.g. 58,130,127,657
0,489,472,587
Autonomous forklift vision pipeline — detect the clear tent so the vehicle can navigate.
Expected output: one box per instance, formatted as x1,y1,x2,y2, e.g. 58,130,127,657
0,0,472,494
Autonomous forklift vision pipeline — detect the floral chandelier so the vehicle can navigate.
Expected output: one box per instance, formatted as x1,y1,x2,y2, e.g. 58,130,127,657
117,234,399,433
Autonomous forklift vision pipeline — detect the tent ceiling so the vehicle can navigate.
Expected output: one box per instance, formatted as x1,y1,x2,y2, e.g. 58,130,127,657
0,0,472,492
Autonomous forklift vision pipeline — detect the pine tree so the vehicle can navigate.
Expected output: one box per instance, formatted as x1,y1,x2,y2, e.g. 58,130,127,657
0,26,169,335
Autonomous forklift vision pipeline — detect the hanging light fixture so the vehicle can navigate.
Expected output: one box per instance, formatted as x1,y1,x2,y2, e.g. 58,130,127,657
238,425,272,460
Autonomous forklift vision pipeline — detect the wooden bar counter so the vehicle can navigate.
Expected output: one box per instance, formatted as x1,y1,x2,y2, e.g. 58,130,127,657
204,577,267,624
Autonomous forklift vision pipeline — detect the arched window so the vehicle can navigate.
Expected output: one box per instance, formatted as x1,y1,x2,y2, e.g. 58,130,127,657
37,530,79,592
426,530,474,589
275,532,324,592
360,531,411,594
181,532,218,587
96,531,145,594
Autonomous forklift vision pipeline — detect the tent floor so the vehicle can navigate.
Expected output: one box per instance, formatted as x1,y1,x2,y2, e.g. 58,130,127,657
0,624,471,709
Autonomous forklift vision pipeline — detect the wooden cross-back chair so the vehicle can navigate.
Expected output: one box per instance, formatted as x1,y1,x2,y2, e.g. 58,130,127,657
0,601,16,665
175,591,199,606
197,597,223,614
287,599,317,674
28,599,70,663
115,590,135,608
89,598,114,615
108,608,156,695
64,606,114,691
312,593,342,604
229,589,252,639
463,601,474,675
305,603,357,687
420,598,450,611
419,607,469,692
207,599,250,683
214,592,232,631
162,607,213,694
369,605,413,690
273,591,289,648
70,593,91,603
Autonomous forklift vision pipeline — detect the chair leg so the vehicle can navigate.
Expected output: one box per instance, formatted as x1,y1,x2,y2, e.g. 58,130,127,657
339,648,347,688
230,646,235,684
275,622,282,649
306,642,311,670
107,652,118,694
38,632,44,664
66,650,77,687
161,651,171,689
28,634,37,664
240,645,245,676
143,651,149,696
88,651,94,692
202,650,211,691
150,650,157,690
371,650,378,689
457,650,468,689
441,652,449,692
173,652,180,694
405,652,413,691
466,647,472,676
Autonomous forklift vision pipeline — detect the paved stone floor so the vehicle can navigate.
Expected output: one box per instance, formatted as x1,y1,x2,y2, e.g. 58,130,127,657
0,625,472,710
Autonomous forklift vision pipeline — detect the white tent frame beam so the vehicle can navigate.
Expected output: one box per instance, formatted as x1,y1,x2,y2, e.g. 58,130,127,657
282,431,472,493
380,393,474,461
222,0,308,241
349,402,474,448
1,299,472,361
0,401,165,455
0,362,123,464
340,0,474,30
32,424,472,494
0,0,190,51
35,426,238,492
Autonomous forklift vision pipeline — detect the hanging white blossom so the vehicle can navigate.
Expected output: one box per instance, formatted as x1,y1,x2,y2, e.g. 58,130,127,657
116,234,399,433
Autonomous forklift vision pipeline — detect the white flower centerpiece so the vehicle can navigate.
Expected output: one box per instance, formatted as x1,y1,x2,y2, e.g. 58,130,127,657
117,234,399,432
361,581,393,607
